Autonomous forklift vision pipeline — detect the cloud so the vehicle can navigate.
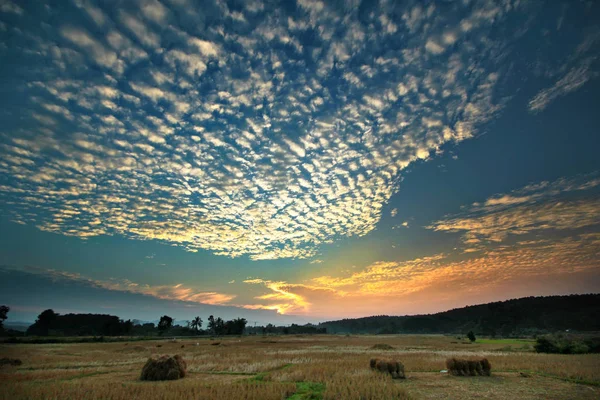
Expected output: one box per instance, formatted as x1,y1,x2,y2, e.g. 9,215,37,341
9,266,236,306
0,1,23,15
73,0,107,27
0,0,581,261
427,174,600,247
425,39,445,54
529,31,600,112
528,60,594,112
242,278,340,315
60,26,120,72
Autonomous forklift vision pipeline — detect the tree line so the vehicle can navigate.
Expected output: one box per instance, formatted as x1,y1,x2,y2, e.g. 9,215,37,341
0,308,249,337
1,307,322,337
1,306,327,338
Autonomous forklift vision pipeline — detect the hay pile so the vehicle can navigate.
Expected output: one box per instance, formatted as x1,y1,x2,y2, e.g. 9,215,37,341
370,343,395,350
0,358,22,367
445,358,491,376
370,358,405,379
140,355,187,381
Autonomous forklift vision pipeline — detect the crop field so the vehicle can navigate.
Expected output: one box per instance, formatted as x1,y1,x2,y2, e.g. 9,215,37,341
1,335,599,399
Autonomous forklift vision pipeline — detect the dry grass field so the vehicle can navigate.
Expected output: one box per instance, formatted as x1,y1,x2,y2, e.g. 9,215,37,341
1,335,599,399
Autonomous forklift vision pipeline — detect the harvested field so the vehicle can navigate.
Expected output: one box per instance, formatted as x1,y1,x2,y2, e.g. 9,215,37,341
1,335,599,399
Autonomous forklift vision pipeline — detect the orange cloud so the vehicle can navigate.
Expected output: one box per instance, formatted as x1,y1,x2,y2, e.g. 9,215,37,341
242,279,342,314
241,234,600,317
19,267,236,306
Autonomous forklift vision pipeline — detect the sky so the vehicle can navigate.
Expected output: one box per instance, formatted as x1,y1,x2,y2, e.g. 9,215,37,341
0,0,599,325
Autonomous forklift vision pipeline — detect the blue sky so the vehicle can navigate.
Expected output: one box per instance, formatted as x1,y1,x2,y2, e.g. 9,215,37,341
0,0,599,324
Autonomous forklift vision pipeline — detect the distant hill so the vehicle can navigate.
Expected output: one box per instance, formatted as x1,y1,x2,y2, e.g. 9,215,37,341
319,294,600,336
3,321,31,332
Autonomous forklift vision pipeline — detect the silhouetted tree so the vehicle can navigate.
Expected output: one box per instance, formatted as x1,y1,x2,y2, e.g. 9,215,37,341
122,319,134,335
157,315,173,335
224,318,247,335
190,316,202,333
207,315,227,335
207,315,215,335
27,309,59,336
0,305,9,331
214,317,225,335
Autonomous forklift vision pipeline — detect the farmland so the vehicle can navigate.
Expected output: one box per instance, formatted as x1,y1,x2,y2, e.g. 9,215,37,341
1,335,599,399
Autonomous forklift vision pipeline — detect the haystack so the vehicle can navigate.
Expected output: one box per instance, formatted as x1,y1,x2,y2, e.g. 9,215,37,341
370,358,405,379
370,343,395,350
446,357,491,376
140,355,187,381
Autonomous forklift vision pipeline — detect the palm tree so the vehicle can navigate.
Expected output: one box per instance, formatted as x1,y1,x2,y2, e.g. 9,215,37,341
190,316,202,333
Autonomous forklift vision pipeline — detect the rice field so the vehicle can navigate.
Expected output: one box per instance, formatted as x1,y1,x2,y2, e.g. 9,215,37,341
1,335,599,399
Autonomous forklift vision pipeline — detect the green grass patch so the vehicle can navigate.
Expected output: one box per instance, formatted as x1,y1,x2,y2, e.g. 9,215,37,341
249,372,269,382
286,381,325,400
246,363,294,383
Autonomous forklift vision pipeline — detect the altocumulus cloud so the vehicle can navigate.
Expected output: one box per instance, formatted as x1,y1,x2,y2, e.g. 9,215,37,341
0,0,573,260
428,174,600,249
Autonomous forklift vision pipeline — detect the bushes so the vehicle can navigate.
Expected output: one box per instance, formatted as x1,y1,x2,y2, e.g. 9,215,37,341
446,358,491,376
534,334,600,354
140,355,187,381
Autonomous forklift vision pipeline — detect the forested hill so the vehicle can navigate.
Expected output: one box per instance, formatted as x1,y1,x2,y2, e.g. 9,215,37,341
319,294,600,336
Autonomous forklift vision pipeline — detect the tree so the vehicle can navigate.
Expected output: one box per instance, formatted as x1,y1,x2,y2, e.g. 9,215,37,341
207,315,215,334
158,315,173,335
122,319,134,335
467,331,476,342
207,315,226,335
27,309,58,336
224,318,247,335
214,317,225,335
190,316,202,333
0,305,9,331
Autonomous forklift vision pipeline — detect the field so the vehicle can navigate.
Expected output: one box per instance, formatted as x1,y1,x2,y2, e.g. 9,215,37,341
1,335,599,399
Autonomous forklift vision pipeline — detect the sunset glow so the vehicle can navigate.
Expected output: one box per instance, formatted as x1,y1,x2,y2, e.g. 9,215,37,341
0,0,599,325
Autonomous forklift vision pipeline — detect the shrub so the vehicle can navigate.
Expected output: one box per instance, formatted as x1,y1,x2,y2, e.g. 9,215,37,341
446,358,491,376
140,355,187,381
467,331,476,342
534,334,600,354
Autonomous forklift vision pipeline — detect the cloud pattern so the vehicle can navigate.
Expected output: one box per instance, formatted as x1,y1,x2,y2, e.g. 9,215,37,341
0,0,526,260
428,174,600,249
